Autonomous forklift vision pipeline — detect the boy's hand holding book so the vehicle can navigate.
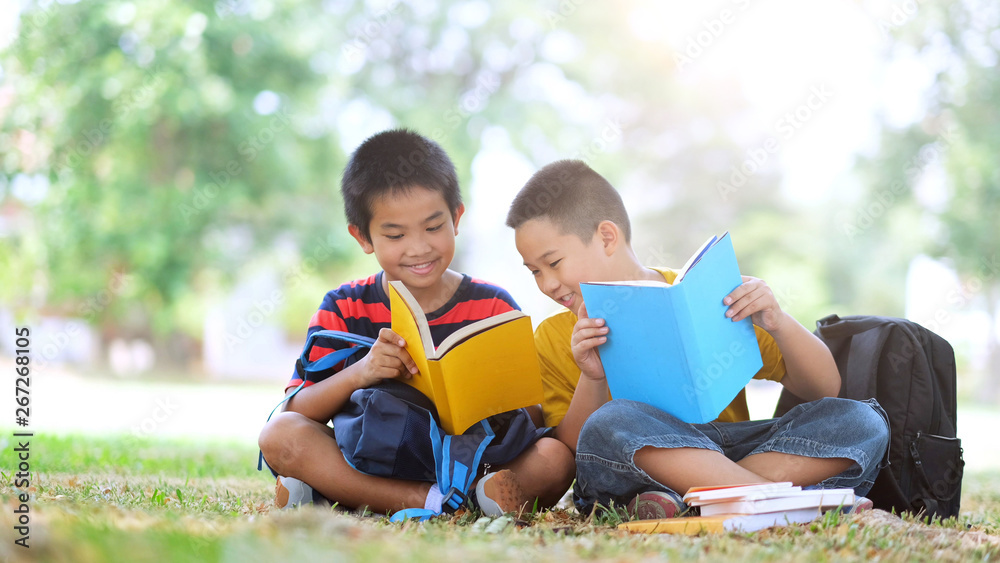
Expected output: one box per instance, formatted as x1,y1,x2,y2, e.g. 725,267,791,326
724,275,786,333
354,327,418,388
388,281,543,435
571,303,609,381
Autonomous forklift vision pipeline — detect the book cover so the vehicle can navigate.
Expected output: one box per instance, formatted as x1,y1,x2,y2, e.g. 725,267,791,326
617,507,826,535
579,232,764,423
388,280,544,435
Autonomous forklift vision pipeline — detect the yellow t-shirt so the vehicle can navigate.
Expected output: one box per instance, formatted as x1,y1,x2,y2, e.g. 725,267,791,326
535,267,787,428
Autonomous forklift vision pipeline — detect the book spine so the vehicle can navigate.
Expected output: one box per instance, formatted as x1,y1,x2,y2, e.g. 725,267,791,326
428,361,454,434
671,282,701,420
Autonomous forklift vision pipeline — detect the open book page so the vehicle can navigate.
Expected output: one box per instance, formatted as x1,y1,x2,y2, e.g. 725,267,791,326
434,309,525,357
585,279,670,287
675,233,721,284
388,280,527,359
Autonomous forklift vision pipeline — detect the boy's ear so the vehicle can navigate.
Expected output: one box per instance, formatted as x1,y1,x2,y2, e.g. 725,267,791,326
451,203,466,235
347,224,375,254
596,220,621,256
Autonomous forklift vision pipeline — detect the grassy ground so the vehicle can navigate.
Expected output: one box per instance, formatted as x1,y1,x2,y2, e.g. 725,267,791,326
1,432,998,563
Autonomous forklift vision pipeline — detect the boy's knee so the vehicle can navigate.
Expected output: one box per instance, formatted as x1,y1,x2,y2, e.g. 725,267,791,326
857,399,890,451
258,412,310,474
537,436,575,483
816,398,890,464
830,398,889,438
579,399,684,453
582,399,642,436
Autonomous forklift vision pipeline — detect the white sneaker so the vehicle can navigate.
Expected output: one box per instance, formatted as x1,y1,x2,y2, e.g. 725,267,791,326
275,476,331,509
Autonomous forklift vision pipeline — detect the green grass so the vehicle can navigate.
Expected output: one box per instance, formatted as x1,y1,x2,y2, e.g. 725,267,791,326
1,431,999,562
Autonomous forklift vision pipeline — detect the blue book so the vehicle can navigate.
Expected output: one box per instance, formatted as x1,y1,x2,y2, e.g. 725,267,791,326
579,232,763,423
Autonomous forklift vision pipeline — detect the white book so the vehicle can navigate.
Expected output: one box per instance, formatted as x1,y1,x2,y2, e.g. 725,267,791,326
699,488,855,517
683,482,797,505
719,507,829,532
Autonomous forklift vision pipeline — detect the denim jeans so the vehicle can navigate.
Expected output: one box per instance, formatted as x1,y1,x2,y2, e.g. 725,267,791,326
573,397,890,514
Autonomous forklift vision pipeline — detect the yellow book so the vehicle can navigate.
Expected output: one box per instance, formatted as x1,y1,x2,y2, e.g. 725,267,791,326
388,280,544,435
617,508,825,535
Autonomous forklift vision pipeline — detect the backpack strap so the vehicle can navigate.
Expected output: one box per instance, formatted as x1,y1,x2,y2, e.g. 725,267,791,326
298,330,377,373
390,417,496,522
257,330,376,472
815,315,893,400
843,324,890,399
431,416,495,497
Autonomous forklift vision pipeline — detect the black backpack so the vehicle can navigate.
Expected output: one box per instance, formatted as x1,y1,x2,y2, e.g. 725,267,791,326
774,314,965,520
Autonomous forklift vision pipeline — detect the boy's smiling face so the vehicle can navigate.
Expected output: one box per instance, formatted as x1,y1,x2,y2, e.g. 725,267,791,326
515,217,612,317
349,186,464,300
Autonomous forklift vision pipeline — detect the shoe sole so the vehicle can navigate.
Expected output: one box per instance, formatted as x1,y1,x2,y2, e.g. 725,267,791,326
275,477,290,509
480,470,528,515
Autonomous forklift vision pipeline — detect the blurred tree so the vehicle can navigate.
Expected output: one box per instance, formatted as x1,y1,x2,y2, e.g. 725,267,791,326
1,0,791,370
856,0,1000,399
3,1,356,360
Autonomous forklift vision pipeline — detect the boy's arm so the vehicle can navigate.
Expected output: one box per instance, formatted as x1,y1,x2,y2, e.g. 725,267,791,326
725,276,840,400
552,304,613,454
285,328,418,423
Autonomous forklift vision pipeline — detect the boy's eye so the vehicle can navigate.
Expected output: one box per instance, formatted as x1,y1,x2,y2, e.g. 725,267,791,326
549,259,562,268
427,223,444,232
385,234,404,240
528,268,540,277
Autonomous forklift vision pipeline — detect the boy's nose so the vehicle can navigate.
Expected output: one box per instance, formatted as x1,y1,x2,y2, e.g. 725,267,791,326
543,275,561,295
406,234,433,256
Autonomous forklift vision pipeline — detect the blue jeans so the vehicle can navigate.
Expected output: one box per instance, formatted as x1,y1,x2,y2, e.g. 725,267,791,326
573,397,890,514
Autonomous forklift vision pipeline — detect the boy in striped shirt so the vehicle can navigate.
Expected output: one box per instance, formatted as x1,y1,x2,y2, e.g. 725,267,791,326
258,129,573,516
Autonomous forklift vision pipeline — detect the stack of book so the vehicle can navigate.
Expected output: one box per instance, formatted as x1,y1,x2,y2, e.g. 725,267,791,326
619,483,856,534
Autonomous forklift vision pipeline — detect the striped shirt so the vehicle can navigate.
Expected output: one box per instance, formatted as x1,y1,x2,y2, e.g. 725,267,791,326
286,271,519,391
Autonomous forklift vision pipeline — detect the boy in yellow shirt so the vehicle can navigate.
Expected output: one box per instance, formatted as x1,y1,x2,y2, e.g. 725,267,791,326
506,159,889,518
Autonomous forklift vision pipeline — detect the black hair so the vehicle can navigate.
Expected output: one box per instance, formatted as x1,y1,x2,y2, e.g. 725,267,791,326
506,159,631,243
341,129,461,242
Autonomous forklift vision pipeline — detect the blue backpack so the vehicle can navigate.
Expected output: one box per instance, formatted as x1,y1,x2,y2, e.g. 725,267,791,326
261,330,547,520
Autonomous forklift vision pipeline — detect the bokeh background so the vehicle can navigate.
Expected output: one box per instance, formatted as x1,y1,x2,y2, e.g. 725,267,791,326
1,0,998,468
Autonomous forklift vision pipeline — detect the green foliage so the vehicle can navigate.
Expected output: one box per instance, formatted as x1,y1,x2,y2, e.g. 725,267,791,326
4,0,353,338
6,0,998,377
857,0,1000,396
1,0,776,355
